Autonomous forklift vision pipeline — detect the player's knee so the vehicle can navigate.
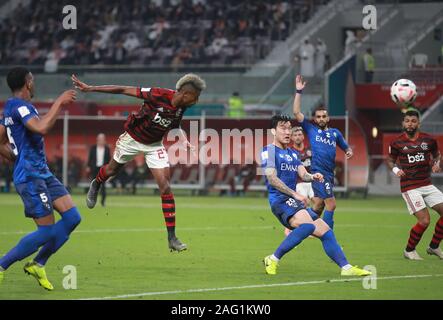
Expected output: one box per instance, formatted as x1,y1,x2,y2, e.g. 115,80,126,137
418,217,430,228
299,223,316,235
63,207,82,229
326,203,336,211
159,184,171,195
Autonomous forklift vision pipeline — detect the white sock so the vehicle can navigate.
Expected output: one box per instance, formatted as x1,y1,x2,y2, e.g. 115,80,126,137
341,264,352,270
270,254,280,262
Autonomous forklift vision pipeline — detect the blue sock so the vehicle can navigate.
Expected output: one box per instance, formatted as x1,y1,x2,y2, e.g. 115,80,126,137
306,208,319,220
34,207,81,266
274,223,315,259
323,210,334,229
321,230,349,268
0,225,55,270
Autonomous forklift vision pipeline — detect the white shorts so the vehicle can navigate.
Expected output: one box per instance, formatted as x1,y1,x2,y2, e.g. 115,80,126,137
401,185,443,215
296,182,314,199
113,132,169,169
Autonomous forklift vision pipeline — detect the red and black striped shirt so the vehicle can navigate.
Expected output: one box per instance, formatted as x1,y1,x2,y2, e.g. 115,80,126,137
124,87,186,145
389,132,440,192
292,144,312,183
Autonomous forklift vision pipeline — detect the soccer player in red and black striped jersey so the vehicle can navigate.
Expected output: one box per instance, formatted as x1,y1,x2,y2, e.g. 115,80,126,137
72,74,206,252
387,109,443,260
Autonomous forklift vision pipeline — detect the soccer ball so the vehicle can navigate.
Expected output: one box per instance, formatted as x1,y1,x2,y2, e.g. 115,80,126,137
390,79,417,106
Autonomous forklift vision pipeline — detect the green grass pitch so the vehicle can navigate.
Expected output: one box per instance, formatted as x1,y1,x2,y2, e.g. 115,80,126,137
0,194,442,300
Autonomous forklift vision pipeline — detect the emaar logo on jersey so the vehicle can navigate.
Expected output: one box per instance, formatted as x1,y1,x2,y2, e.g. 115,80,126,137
280,163,298,172
315,135,336,147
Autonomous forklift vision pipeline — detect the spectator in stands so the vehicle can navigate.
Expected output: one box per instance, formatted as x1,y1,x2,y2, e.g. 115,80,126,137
228,92,245,118
315,38,327,77
439,44,443,66
363,48,375,83
409,53,428,69
229,162,257,196
344,30,357,57
87,133,111,207
298,38,315,78
0,160,12,193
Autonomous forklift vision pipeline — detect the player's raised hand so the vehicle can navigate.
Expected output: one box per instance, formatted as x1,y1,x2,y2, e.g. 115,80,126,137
72,74,92,92
295,74,306,91
56,90,76,106
312,173,324,183
345,149,353,159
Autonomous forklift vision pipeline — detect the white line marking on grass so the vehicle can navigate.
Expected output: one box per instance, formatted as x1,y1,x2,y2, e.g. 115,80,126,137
78,274,443,300
0,199,404,213
0,223,405,236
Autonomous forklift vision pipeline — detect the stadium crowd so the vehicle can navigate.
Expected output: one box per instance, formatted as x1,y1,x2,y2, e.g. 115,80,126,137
0,0,328,68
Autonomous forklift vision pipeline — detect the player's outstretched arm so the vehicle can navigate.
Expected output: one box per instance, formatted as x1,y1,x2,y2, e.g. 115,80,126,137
26,90,76,135
297,165,324,183
265,168,307,205
0,125,15,162
72,74,138,98
293,74,306,123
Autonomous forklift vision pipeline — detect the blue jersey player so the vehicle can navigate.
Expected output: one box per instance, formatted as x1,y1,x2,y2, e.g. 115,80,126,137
262,115,370,277
293,75,353,229
0,67,80,290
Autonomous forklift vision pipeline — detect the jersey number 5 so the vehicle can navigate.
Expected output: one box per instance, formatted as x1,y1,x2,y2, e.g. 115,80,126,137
6,127,18,156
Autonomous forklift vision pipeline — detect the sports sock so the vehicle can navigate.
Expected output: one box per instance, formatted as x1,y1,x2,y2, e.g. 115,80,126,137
320,230,349,268
323,210,334,229
161,194,176,240
406,222,427,252
95,165,109,184
306,207,319,220
0,225,55,270
429,217,443,249
274,223,315,259
34,207,81,266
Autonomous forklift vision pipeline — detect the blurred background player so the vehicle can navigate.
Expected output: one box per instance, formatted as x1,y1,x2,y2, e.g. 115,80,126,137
0,67,80,290
387,109,443,260
293,75,353,230
72,73,206,252
87,133,111,207
261,115,371,277
285,126,313,236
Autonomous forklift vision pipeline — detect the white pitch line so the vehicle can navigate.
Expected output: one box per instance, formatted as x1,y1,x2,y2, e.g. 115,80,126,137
0,199,404,213
0,223,405,236
78,274,443,300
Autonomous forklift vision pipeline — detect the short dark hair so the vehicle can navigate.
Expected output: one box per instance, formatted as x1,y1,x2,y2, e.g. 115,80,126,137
292,126,303,133
7,67,31,92
271,115,292,129
404,109,420,120
312,106,328,117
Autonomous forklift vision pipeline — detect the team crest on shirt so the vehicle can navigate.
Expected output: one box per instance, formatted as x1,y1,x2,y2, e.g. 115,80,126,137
176,109,183,116
318,129,322,133
420,142,428,150
403,146,408,151
285,155,293,162
292,153,298,159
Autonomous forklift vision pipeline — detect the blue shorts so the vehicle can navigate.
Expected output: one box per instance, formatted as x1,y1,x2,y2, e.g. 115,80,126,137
15,176,69,219
312,176,334,199
271,198,307,230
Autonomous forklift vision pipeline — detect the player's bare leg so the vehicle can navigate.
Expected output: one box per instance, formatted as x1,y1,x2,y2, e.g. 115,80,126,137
151,167,187,252
312,197,325,217
404,208,430,260
427,203,443,259
87,159,124,209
